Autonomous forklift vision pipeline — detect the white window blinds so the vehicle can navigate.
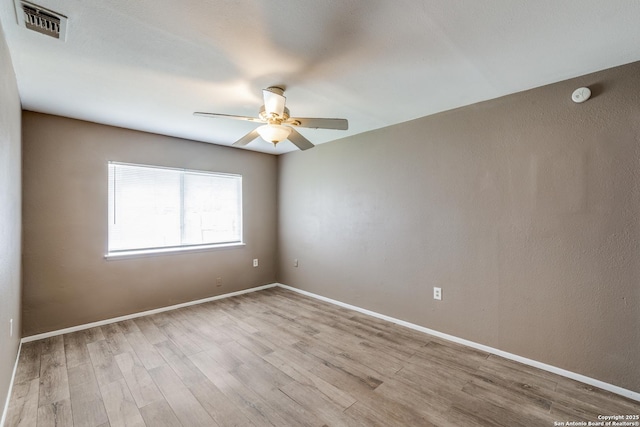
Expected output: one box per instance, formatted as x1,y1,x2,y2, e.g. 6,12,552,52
108,162,242,254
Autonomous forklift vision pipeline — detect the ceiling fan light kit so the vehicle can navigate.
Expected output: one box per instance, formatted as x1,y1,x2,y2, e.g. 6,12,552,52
257,124,291,144
194,86,348,151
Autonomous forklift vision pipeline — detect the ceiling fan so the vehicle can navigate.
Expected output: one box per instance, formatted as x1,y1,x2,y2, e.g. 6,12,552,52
194,87,348,151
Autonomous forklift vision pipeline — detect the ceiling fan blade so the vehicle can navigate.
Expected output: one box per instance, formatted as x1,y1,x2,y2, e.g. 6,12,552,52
286,117,348,130
194,112,264,123
232,129,260,147
287,128,315,151
262,88,286,117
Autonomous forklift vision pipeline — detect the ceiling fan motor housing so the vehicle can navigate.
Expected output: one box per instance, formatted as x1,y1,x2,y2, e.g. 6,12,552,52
259,106,290,123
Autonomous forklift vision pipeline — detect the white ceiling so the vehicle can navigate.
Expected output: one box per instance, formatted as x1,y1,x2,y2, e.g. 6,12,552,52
1,1,639,154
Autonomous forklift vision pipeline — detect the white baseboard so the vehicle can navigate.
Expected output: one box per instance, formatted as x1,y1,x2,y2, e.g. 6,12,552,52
275,283,640,403
16,281,640,403
0,342,22,427
21,284,277,343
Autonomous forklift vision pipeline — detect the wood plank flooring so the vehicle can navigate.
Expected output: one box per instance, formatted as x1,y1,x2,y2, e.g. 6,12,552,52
6,287,640,426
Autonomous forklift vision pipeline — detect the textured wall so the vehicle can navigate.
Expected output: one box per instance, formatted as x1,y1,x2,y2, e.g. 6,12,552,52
278,61,640,392
0,22,21,421
22,112,278,336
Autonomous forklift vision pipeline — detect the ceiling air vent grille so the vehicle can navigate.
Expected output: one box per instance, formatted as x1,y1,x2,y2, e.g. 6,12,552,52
14,0,67,41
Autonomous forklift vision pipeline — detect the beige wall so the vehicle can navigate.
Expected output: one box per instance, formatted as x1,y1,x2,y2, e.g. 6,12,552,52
0,22,21,420
22,112,278,336
278,61,640,392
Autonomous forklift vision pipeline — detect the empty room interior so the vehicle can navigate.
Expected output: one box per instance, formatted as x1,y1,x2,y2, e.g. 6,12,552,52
1,1,640,426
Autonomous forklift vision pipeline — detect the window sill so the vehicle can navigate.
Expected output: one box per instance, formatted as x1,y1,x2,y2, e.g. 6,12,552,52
105,242,245,260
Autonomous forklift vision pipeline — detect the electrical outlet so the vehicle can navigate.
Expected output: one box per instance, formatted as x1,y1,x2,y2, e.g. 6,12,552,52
253,259,259,267
433,287,442,301
10,318,13,337
294,259,298,267
216,277,223,288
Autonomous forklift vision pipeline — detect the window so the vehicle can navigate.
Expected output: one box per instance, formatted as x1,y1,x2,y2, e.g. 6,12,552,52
107,162,242,256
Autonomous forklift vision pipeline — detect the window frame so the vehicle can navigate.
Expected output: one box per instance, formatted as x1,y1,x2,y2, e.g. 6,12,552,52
105,161,244,259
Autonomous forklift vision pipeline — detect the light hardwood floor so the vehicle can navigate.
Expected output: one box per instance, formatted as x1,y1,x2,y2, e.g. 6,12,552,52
6,287,640,426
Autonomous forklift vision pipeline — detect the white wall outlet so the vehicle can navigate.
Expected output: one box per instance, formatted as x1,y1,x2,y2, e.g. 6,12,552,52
253,258,259,267
433,287,442,301
216,277,222,288
294,259,298,267
10,318,13,337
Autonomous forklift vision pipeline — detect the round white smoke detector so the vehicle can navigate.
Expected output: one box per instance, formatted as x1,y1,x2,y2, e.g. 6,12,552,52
571,87,591,103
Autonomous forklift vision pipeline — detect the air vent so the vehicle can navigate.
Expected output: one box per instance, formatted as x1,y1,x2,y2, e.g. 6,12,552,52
14,0,67,41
